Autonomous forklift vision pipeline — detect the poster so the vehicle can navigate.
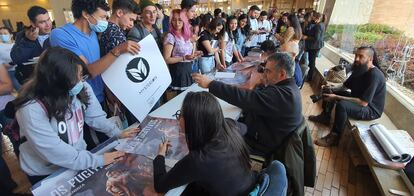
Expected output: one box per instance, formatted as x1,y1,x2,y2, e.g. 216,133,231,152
31,129,187,196
215,72,250,86
32,153,162,196
102,35,172,122
116,117,189,167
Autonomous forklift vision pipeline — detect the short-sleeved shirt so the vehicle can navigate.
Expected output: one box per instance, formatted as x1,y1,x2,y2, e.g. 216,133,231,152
246,18,259,47
100,22,127,55
223,32,235,63
197,30,215,57
257,19,271,44
0,43,14,65
235,28,246,53
164,33,193,60
344,67,386,116
50,23,105,103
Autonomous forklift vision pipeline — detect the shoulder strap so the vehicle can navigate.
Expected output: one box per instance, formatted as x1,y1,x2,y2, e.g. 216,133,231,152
36,99,70,144
137,25,145,41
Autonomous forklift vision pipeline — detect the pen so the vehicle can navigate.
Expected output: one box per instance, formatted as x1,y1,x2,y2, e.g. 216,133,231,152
162,136,169,156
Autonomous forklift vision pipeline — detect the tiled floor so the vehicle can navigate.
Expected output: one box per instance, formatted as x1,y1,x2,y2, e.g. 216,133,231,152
1,82,381,195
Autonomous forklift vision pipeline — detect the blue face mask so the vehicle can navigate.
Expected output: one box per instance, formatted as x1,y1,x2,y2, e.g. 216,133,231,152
69,81,84,96
87,16,108,33
0,34,10,43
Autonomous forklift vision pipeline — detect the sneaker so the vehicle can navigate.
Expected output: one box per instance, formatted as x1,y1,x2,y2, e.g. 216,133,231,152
315,132,339,147
308,114,330,126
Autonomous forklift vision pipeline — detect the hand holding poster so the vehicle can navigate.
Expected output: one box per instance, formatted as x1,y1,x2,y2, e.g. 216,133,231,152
102,35,171,122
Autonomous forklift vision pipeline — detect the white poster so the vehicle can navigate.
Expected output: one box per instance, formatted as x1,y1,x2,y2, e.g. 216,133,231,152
102,35,171,122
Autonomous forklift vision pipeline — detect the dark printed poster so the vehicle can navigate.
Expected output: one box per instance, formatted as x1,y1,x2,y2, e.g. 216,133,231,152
32,154,163,196
116,117,189,167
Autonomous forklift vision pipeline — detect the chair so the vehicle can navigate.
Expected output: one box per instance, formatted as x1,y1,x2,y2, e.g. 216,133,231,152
249,117,316,196
249,160,288,196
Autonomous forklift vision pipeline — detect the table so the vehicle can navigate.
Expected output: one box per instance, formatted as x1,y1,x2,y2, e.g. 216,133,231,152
350,118,411,196
31,84,242,196
150,84,242,120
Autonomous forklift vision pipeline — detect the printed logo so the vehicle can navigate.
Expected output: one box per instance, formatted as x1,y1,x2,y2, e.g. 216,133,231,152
126,57,150,83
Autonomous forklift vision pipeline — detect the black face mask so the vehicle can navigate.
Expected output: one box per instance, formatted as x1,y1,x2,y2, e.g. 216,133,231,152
351,61,369,77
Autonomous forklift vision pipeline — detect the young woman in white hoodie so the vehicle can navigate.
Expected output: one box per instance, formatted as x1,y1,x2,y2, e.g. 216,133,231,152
13,47,138,185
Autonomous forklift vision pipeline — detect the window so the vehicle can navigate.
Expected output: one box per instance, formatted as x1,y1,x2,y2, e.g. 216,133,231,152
324,0,414,103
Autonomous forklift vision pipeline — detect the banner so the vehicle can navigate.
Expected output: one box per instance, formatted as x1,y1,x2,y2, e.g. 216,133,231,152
102,35,171,122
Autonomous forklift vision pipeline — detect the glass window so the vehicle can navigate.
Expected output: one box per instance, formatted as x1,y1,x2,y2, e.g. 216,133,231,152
324,0,414,102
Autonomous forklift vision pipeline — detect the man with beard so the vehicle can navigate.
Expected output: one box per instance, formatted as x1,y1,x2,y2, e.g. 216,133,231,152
310,46,386,147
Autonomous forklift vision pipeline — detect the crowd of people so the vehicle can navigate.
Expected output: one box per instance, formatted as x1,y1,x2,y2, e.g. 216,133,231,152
0,0,387,195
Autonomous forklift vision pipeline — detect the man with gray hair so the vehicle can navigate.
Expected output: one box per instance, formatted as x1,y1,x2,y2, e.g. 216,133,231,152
192,52,302,154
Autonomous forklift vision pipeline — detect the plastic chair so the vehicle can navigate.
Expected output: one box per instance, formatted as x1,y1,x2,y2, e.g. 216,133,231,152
249,160,288,196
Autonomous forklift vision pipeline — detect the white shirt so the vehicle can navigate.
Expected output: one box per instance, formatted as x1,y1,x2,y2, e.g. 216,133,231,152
223,32,236,63
246,17,259,47
258,19,271,44
0,42,14,70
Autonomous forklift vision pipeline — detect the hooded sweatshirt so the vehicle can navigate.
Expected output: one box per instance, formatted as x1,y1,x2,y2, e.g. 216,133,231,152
17,82,121,176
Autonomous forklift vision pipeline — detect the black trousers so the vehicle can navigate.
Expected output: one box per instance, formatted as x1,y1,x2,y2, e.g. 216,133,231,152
329,100,379,135
307,49,320,81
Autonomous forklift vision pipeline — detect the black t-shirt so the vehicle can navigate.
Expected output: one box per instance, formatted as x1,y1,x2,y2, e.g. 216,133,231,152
197,30,216,57
344,67,386,116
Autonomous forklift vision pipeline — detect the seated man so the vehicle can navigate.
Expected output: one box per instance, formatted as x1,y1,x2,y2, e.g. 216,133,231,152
192,52,302,155
10,6,52,85
310,46,386,147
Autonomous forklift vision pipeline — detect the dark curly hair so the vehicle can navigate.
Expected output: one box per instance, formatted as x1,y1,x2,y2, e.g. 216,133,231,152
14,47,90,121
72,0,110,19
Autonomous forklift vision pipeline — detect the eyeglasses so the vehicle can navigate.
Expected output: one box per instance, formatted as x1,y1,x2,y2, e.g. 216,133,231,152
172,110,181,120
257,63,271,73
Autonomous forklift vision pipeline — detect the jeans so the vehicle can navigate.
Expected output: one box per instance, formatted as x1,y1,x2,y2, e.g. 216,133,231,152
307,49,319,81
191,59,199,73
331,100,379,135
262,160,288,196
198,56,215,74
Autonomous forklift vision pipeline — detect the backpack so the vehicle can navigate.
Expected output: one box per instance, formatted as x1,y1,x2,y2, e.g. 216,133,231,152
3,100,69,147
131,24,163,51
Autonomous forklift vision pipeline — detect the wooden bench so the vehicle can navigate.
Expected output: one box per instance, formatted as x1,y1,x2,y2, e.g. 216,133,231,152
314,55,412,196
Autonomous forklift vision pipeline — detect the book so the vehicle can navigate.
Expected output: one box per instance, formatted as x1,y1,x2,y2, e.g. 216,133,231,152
215,72,236,79
226,61,261,71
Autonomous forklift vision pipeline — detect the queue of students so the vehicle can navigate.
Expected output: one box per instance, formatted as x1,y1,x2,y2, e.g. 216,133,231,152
0,0,333,195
